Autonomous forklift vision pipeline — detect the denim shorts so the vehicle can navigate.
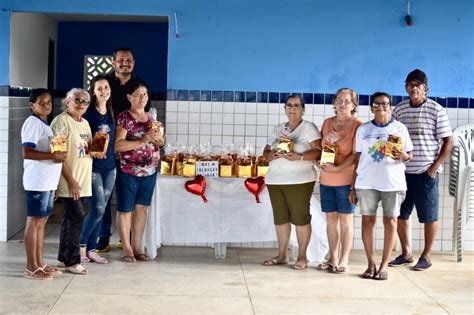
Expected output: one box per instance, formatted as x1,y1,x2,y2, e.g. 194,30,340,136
26,190,54,217
399,171,439,223
116,168,157,212
267,181,315,226
320,184,355,214
356,189,406,217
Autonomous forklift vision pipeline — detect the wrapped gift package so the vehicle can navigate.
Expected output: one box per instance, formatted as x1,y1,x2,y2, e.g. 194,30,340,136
385,134,402,158
320,144,338,165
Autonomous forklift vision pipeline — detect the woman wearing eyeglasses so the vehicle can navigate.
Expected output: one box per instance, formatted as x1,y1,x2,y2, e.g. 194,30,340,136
316,88,362,273
349,92,413,280
51,88,93,275
262,95,322,270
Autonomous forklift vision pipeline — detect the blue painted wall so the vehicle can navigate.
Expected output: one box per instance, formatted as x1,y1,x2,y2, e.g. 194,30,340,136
1,0,473,96
56,21,168,92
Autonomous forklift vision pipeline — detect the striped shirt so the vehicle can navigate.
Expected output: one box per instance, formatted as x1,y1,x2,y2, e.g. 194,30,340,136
392,98,452,174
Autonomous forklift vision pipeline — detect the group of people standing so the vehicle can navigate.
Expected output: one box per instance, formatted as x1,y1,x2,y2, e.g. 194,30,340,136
21,58,452,282
263,69,453,280
21,48,164,279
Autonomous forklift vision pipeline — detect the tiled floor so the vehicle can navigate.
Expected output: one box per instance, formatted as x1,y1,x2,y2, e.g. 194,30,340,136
1,225,473,314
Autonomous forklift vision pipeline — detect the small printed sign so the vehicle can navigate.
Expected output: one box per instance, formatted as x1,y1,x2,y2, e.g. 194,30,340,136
196,161,219,178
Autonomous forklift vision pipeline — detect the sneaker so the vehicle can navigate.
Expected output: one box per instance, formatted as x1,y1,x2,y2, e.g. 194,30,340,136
388,255,414,267
413,256,432,271
96,238,110,253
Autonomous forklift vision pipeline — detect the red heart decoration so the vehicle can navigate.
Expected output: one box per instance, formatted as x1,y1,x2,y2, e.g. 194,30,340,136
244,176,266,203
185,175,208,203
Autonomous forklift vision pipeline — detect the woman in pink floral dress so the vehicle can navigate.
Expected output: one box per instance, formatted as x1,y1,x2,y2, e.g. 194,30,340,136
114,82,164,263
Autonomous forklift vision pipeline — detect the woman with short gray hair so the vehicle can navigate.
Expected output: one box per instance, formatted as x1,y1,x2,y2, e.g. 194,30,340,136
51,88,92,275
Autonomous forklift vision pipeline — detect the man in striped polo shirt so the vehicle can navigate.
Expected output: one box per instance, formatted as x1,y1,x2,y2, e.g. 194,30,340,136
390,69,453,271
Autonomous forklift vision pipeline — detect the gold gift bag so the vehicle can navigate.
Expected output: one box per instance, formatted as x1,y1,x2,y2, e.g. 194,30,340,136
321,144,338,165
174,161,183,176
237,165,253,178
90,133,110,158
50,135,67,153
182,158,196,177
219,165,234,177
385,135,402,158
257,166,269,177
277,136,294,153
256,156,269,177
160,156,174,175
237,158,253,178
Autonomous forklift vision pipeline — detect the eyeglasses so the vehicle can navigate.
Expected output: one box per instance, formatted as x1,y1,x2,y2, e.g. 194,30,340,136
285,103,302,109
372,102,391,108
334,98,352,105
73,98,90,105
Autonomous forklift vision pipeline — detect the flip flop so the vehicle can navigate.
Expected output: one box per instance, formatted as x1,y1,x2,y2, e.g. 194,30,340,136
23,267,53,280
80,256,91,264
374,270,388,280
42,264,63,276
134,254,150,262
334,266,349,273
87,252,108,264
65,264,88,275
262,257,289,266
122,255,136,263
316,262,336,271
293,261,308,270
361,268,376,279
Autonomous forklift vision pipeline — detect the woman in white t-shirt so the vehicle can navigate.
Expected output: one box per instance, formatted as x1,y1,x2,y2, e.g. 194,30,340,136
21,89,66,280
349,92,413,280
262,95,322,270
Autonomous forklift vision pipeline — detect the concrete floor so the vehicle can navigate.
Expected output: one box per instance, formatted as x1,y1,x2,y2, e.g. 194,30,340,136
1,225,473,314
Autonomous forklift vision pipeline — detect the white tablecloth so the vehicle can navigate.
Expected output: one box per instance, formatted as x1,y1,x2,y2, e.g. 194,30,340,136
144,176,328,261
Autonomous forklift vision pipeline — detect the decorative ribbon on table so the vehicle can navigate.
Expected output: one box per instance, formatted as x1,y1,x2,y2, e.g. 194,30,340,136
184,175,208,203
244,176,266,203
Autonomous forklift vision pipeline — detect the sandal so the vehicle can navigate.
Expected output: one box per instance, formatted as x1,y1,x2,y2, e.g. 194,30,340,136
361,268,376,279
122,256,136,263
293,260,308,270
65,264,88,275
87,251,108,264
316,262,335,271
80,256,90,264
335,266,349,273
374,270,388,280
42,264,63,276
23,267,53,280
134,254,150,262
262,256,289,266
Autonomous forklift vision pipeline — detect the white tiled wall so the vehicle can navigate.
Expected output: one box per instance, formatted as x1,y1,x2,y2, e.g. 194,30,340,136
165,98,474,252
0,97,9,242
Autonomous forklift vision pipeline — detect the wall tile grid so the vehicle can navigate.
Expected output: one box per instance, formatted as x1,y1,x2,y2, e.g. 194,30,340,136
165,90,474,252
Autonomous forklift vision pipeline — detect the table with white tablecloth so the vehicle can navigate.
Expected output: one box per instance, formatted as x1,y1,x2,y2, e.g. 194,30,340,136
143,176,328,261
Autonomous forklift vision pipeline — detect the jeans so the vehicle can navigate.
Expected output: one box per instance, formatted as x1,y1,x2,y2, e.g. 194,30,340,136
58,198,86,267
80,169,116,251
